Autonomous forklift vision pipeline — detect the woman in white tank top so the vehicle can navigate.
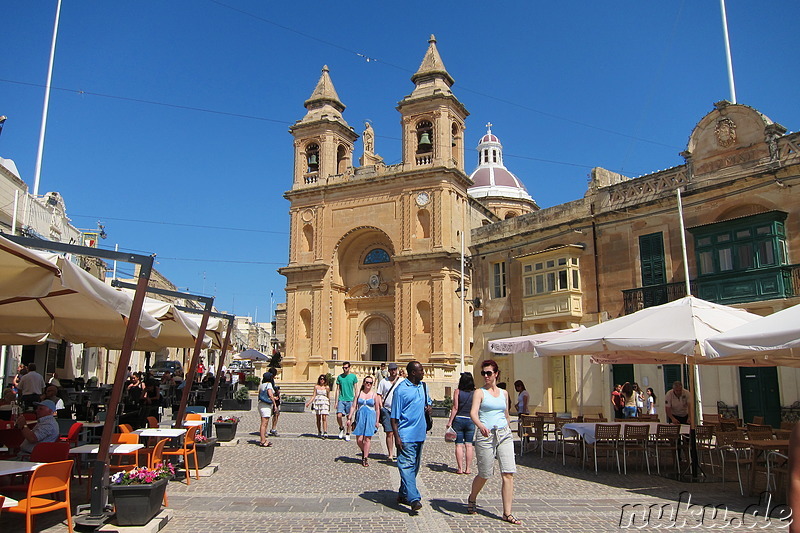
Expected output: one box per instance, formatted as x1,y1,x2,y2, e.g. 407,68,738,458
467,360,521,525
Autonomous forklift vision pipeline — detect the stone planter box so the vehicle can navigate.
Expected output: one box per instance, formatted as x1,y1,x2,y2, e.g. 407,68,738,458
280,402,305,413
194,438,217,469
110,477,168,526
214,421,238,442
221,398,252,411
430,407,450,418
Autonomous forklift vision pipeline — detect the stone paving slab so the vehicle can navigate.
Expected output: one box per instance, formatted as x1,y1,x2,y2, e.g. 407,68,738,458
6,408,792,532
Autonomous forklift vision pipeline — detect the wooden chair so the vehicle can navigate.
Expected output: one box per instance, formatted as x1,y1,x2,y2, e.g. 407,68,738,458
652,424,681,475
719,420,738,432
555,417,579,465
583,417,607,423
752,416,765,425
5,460,74,533
622,424,650,475
703,413,721,425
746,426,774,442
584,424,620,474
163,425,200,484
534,412,556,441
716,430,749,495
695,424,716,474
518,415,544,457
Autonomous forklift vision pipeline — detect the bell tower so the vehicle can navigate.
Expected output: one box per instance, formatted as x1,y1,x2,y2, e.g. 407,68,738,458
289,65,358,188
397,35,468,171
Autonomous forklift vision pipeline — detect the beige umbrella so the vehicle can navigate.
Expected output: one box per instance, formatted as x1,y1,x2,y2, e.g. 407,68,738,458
186,313,225,350
113,291,212,350
0,254,162,345
0,234,60,300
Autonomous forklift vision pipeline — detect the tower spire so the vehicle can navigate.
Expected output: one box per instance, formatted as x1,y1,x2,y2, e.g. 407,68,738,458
411,34,454,87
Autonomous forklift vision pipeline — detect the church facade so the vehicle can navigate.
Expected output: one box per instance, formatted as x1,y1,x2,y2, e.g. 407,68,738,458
281,37,800,425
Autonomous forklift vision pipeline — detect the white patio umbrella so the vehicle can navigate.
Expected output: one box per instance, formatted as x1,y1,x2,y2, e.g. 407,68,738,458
534,296,761,363
0,254,162,346
488,327,585,354
115,290,213,350
703,303,800,367
0,234,60,300
186,313,226,350
233,348,270,361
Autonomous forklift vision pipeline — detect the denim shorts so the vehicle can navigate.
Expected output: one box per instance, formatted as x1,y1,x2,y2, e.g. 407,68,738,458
337,400,352,415
380,407,393,432
452,416,475,444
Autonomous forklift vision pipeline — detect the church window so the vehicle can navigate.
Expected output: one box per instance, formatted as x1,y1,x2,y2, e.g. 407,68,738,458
416,301,431,333
364,248,390,265
416,209,431,238
336,144,348,174
306,143,320,173
416,120,433,154
504,211,518,219
300,309,312,338
302,224,313,252
491,261,506,298
492,150,497,163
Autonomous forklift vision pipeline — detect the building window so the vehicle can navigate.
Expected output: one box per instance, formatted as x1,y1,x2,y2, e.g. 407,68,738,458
523,255,580,296
364,248,390,264
691,212,788,276
492,261,507,298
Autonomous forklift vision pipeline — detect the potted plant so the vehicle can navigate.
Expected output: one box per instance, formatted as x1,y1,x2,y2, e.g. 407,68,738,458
193,434,218,469
281,395,306,413
245,374,260,390
221,385,252,411
214,415,240,441
109,462,174,526
431,397,453,417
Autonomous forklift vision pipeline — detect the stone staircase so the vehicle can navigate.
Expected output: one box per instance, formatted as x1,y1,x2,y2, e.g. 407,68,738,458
274,382,315,400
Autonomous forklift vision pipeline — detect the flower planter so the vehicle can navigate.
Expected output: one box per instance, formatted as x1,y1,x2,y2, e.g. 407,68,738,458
221,398,252,411
214,421,238,442
431,407,450,418
110,477,168,526
194,438,217,469
280,402,305,413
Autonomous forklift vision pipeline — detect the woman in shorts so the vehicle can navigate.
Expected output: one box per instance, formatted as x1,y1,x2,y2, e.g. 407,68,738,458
467,359,521,525
257,372,275,447
306,374,331,438
446,372,476,474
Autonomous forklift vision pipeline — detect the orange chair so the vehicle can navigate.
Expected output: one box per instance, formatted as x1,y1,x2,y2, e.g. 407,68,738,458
6,460,74,533
163,425,200,484
118,424,133,433
109,433,141,473
4,442,72,493
59,422,83,447
147,416,160,428
149,438,170,506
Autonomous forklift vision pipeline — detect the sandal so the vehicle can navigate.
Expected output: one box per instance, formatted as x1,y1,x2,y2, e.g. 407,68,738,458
467,498,477,515
260,442,272,447
502,513,522,525
362,457,369,467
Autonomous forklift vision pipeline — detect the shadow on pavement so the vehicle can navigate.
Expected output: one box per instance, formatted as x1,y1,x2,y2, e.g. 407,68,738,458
359,489,406,512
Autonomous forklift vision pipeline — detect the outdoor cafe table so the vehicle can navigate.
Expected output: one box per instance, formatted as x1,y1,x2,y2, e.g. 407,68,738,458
734,439,790,496
0,460,43,477
69,443,144,455
2,496,19,508
133,428,186,438
562,422,690,444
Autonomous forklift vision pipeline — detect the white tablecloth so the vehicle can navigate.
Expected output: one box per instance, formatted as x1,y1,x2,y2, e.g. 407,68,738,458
69,443,144,455
562,422,690,444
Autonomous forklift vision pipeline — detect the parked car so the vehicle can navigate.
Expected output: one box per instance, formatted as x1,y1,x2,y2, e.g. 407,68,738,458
151,360,184,379
227,360,253,372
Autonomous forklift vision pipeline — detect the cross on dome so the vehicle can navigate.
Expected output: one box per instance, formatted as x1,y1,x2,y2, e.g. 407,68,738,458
485,122,493,134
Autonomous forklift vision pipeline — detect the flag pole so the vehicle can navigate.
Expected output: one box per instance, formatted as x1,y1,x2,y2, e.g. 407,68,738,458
33,0,62,196
719,0,737,104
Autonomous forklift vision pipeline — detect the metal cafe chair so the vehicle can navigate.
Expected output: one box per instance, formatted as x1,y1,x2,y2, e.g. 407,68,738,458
715,430,748,495
652,424,681,475
584,423,621,474
518,414,544,457
622,423,651,475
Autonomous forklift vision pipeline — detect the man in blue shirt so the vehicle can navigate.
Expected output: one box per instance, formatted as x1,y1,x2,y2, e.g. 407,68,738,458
390,360,431,512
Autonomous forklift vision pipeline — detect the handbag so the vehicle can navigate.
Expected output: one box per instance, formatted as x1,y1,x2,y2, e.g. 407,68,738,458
422,382,433,432
258,384,273,404
444,426,457,443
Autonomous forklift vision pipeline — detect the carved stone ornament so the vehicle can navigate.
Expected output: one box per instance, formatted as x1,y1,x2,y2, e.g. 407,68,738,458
715,118,737,148
301,209,314,222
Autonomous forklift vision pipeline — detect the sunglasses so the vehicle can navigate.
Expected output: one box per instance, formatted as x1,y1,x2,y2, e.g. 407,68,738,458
480,370,494,377
364,381,373,385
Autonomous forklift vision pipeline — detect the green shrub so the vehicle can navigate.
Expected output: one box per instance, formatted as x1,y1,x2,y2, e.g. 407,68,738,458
234,386,250,401
432,397,453,409
282,396,306,403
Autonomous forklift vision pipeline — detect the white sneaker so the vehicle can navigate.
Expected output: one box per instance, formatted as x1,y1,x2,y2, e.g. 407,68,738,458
338,429,345,439
345,433,351,441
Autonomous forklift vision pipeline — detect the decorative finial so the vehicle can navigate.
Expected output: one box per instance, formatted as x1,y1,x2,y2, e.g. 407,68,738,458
429,34,436,44
322,65,329,73
486,122,493,134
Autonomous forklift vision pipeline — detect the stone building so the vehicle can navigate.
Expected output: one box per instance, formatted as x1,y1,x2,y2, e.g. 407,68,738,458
472,101,800,425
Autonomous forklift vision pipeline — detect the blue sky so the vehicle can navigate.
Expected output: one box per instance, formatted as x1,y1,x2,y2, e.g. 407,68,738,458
1,1,798,320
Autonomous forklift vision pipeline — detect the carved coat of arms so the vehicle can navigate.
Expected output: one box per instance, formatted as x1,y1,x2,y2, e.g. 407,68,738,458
715,118,737,148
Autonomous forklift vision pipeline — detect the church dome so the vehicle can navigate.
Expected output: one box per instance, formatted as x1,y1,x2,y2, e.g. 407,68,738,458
468,125,533,201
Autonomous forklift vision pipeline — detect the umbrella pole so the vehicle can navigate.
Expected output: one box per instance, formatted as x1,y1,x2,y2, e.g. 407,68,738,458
174,299,213,428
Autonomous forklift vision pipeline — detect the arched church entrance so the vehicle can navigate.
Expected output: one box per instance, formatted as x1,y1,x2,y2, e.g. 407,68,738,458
363,316,392,362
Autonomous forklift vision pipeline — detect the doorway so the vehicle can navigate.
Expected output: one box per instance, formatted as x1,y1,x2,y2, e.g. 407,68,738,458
371,344,388,362
739,367,781,427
